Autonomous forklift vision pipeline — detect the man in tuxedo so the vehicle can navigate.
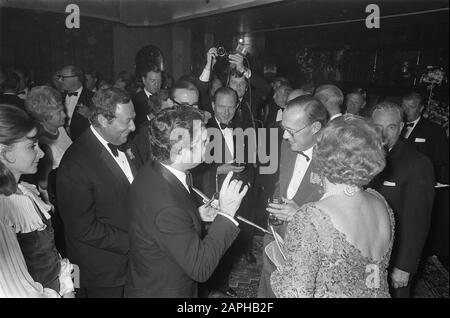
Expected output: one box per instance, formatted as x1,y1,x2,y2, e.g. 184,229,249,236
193,87,255,297
401,92,449,264
132,63,162,126
314,84,344,122
257,95,328,298
56,87,142,297
401,92,448,184
370,101,435,298
59,65,94,140
125,106,248,298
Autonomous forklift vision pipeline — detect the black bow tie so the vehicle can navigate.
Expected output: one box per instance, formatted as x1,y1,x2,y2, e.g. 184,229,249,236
299,151,310,162
219,123,232,129
107,143,123,157
405,122,414,128
17,91,26,95
67,91,79,97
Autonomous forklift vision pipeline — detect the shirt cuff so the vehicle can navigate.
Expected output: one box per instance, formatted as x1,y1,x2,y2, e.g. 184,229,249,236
243,68,252,79
217,212,239,227
199,68,211,82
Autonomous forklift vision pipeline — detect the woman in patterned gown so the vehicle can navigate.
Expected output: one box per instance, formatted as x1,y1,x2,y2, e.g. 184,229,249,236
271,114,394,298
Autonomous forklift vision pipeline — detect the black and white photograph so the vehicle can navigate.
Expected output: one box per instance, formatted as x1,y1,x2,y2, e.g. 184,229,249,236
0,0,448,300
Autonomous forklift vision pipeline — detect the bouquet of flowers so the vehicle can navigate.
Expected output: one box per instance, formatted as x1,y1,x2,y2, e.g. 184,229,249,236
420,66,448,134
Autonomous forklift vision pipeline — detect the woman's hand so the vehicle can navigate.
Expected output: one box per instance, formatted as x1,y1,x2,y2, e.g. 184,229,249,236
266,197,300,222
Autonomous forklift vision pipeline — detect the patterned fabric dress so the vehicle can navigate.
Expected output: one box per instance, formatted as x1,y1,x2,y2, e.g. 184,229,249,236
270,189,395,298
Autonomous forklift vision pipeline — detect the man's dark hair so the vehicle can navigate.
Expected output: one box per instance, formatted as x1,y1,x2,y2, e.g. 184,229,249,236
139,63,161,80
402,91,423,105
149,106,204,164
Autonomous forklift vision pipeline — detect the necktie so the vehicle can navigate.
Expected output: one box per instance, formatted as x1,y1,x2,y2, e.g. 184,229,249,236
405,122,414,128
107,143,121,157
67,91,79,97
299,151,310,162
219,122,231,129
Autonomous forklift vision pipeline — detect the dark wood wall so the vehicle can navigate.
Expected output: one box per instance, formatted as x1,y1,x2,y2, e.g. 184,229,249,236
0,7,117,85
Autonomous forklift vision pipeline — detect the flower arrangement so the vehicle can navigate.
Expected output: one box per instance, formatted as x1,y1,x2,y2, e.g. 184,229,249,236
420,66,448,134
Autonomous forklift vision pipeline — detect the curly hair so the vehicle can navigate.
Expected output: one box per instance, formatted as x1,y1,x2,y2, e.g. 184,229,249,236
149,106,205,164
314,114,385,187
25,86,63,122
90,87,131,126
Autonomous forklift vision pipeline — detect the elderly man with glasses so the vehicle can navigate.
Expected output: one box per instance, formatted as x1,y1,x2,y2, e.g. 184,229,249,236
257,95,328,298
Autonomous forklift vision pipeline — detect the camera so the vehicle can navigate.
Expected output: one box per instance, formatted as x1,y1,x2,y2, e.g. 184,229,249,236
216,43,248,59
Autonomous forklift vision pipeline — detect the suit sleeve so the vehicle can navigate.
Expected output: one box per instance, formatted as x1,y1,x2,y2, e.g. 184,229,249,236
153,206,239,283
56,158,129,255
395,156,435,273
433,127,449,184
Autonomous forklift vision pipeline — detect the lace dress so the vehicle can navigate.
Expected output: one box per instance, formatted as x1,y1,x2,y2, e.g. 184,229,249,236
270,189,395,298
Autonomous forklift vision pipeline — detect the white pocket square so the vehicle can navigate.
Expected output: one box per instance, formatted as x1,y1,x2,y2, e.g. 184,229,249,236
383,181,396,186
415,138,426,143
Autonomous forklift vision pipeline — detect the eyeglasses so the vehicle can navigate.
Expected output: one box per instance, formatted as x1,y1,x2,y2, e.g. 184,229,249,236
56,75,77,80
281,123,310,137
173,99,199,108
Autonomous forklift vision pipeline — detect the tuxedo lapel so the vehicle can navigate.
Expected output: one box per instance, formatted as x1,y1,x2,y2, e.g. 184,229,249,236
151,162,199,214
85,130,130,192
292,159,323,204
209,118,233,162
99,147,130,191
279,141,297,196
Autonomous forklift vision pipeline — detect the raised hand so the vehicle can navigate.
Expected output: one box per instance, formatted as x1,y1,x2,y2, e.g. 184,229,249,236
205,47,218,70
219,171,248,218
228,53,245,73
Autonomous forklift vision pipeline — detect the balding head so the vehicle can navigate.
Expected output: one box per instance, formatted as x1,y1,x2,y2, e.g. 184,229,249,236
314,84,344,117
287,89,310,102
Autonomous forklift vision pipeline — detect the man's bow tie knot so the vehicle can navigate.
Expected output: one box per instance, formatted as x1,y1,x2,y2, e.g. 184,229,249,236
67,91,79,97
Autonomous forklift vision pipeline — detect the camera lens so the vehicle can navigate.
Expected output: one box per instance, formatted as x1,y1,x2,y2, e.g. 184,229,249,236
217,47,226,57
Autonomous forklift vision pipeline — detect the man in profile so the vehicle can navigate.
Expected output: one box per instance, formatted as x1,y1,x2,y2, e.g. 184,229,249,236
57,87,142,297
370,101,435,298
258,96,327,297
125,106,248,298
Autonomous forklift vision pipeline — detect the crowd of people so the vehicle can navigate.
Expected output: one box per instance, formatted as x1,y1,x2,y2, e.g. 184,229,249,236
0,46,448,298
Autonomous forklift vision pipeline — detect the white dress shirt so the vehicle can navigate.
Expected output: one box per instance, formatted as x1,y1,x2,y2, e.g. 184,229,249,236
143,88,152,99
275,108,284,122
161,163,190,193
286,146,314,200
64,86,83,126
90,126,134,184
403,116,421,139
215,117,234,163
